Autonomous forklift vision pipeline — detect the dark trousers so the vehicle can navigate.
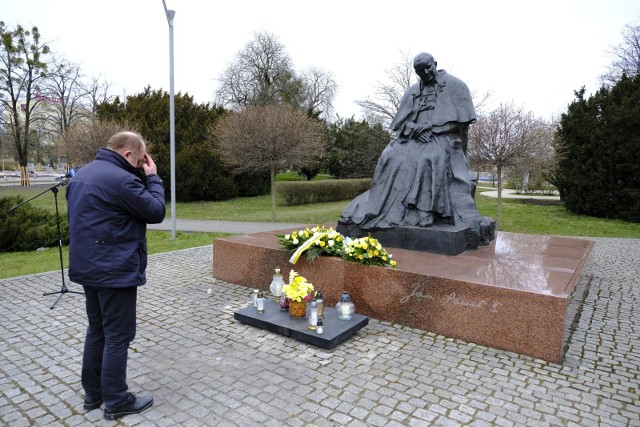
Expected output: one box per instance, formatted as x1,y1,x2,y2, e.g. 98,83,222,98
82,286,137,409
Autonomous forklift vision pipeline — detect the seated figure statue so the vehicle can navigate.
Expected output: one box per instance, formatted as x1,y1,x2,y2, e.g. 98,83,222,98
337,52,495,252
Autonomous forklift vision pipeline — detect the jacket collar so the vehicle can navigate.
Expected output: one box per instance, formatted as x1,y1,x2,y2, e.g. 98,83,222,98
95,147,141,176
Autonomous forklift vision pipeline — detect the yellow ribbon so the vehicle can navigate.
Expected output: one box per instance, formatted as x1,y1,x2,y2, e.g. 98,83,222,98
289,232,327,264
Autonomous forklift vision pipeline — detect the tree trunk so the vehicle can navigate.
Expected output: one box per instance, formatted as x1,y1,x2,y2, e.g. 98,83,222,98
496,165,503,231
270,164,276,222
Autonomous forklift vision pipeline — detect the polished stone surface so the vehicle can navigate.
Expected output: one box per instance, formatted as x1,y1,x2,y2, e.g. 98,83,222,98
234,299,369,349
213,229,594,362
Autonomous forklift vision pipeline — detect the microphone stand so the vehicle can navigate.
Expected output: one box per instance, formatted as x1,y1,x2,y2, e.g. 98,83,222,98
9,177,83,309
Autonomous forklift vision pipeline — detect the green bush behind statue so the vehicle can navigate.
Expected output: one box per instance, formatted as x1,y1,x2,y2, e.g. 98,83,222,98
277,179,372,206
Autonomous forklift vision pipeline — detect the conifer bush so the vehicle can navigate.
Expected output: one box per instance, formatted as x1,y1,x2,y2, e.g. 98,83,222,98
556,74,640,222
0,196,69,252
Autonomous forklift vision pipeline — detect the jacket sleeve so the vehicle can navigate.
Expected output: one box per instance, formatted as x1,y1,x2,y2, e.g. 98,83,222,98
119,174,166,224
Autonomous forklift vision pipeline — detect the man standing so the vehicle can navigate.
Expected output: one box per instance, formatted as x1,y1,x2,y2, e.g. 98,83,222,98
66,131,166,420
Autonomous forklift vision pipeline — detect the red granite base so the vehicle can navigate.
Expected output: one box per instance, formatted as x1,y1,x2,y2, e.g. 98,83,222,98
213,229,594,363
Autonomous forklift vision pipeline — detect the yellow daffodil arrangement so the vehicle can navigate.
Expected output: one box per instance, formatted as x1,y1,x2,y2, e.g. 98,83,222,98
342,235,397,268
282,270,315,302
276,226,397,268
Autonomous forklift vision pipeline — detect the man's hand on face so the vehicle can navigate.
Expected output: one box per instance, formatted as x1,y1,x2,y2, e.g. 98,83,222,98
141,153,158,176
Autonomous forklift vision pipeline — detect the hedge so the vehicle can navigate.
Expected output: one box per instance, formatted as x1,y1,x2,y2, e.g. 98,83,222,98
276,179,372,206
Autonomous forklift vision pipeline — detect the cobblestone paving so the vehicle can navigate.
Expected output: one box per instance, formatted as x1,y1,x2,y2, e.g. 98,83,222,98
1,239,639,426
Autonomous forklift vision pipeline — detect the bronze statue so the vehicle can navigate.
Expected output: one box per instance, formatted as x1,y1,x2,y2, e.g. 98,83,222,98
337,53,495,254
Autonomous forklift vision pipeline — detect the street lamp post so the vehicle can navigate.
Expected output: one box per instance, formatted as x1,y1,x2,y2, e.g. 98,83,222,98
161,0,177,239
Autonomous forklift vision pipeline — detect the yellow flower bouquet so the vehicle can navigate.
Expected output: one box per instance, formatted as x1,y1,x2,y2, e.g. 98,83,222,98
276,227,397,268
281,270,315,302
342,235,397,268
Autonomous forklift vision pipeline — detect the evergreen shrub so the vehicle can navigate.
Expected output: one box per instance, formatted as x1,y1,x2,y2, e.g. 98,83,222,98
0,196,69,252
556,74,640,222
234,171,270,197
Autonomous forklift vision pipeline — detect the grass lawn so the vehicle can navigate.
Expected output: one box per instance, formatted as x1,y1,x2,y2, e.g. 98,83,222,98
172,194,640,238
1,183,639,278
0,231,230,280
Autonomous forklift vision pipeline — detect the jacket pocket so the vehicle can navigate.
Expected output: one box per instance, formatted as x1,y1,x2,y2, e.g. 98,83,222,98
139,240,147,275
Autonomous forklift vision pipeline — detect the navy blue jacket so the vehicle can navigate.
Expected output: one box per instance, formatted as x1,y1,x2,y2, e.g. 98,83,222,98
66,148,166,287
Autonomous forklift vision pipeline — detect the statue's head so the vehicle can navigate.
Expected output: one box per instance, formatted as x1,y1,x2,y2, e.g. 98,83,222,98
413,53,437,84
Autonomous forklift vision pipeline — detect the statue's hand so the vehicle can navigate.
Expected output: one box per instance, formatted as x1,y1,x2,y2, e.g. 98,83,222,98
411,123,429,136
412,123,432,143
417,132,431,143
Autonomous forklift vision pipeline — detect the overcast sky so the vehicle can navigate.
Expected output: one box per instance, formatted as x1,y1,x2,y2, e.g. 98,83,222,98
4,0,639,122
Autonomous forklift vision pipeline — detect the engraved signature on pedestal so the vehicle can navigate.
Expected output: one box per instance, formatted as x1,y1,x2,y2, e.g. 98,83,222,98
399,283,435,304
400,284,503,313
447,292,503,313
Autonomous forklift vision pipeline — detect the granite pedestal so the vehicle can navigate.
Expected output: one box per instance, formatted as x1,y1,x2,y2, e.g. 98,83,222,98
337,222,475,255
213,229,594,363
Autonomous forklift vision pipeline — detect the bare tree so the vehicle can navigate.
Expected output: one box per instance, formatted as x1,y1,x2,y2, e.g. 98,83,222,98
470,89,492,115
213,105,326,220
602,21,640,85
58,119,128,166
0,22,50,185
217,31,298,108
216,31,337,119
43,63,115,170
468,103,549,229
43,56,91,136
84,75,115,116
300,67,337,118
505,127,557,194
356,50,415,126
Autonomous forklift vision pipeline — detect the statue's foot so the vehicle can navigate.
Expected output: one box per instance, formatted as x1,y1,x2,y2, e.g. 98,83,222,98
479,216,496,244
418,214,434,227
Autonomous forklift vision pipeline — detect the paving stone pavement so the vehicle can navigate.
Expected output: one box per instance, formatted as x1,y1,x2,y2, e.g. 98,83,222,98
1,238,639,426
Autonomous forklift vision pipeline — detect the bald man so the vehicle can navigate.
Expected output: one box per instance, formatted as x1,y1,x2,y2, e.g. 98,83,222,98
66,131,165,420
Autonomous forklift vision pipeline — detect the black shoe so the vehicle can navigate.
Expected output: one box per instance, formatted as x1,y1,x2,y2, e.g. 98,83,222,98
83,398,103,411
103,393,153,420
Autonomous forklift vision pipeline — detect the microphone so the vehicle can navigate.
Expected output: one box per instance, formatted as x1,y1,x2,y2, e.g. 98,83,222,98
54,172,73,185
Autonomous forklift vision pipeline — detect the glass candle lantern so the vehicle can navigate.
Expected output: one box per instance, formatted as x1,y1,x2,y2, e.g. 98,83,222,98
315,291,325,319
307,300,318,330
335,291,355,320
279,293,289,312
269,268,285,301
256,292,266,313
